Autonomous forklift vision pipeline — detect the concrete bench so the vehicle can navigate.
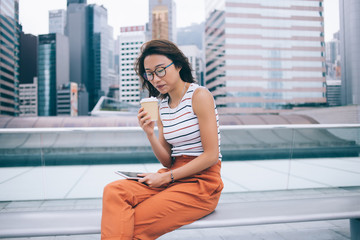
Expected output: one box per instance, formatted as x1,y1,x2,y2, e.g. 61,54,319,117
0,195,359,239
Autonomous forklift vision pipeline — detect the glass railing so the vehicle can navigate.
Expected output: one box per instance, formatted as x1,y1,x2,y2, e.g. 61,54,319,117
0,124,359,201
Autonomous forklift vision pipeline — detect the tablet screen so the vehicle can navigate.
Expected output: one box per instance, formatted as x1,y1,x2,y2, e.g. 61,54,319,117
115,171,144,180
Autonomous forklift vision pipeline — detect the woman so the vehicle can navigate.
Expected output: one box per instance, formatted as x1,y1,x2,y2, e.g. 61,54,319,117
101,39,223,240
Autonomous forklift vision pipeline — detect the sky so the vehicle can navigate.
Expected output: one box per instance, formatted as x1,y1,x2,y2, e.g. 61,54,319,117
19,0,339,42
19,0,205,37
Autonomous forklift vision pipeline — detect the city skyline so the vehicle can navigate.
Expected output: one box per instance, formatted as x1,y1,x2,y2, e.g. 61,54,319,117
8,0,344,117
20,0,339,41
19,0,205,38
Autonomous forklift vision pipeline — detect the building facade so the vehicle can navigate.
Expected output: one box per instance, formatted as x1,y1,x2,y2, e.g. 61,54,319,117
49,9,67,35
19,77,38,116
57,82,78,116
326,79,341,107
339,0,360,106
0,0,20,116
118,26,146,103
19,32,37,85
179,45,205,86
149,0,176,42
66,1,88,115
67,0,87,6
87,4,112,110
65,2,112,114
37,33,70,116
325,31,340,80
205,0,326,114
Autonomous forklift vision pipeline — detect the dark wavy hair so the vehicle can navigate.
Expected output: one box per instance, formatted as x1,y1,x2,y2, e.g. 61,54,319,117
135,39,195,99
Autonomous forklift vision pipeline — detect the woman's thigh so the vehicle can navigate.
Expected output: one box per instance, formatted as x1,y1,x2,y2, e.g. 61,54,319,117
133,181,221,239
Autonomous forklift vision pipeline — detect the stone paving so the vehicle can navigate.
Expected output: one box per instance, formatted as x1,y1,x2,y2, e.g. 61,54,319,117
1,158,359,239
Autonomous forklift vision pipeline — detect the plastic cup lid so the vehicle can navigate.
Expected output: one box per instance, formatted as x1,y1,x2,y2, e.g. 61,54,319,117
140,97,158,103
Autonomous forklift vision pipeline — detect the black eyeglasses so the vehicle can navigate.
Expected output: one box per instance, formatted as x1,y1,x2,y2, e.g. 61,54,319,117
143,62,174,81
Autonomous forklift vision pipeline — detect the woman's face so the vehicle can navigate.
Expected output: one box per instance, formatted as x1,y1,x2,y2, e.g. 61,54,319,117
144,54,181,95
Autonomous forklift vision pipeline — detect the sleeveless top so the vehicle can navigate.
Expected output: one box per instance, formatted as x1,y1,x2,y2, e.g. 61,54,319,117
159,83,222,160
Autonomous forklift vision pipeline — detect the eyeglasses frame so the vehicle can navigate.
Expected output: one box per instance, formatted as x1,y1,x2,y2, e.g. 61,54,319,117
143,62,174,81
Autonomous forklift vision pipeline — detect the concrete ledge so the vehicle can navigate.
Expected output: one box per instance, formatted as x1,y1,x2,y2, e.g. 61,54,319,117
1,195,360,238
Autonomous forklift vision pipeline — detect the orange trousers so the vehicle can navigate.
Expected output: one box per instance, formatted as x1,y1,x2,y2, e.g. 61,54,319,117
101,155,223,240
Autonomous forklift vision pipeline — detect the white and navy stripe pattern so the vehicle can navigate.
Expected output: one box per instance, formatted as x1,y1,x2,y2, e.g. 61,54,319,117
159,83,222,160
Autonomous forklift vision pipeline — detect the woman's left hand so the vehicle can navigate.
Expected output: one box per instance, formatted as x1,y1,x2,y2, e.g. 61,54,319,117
138,172,170,188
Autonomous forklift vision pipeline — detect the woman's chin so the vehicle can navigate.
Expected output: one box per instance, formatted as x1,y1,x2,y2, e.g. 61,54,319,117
156,88,168,94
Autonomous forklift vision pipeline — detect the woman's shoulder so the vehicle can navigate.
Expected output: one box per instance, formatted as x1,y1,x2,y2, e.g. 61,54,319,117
189,83,209,95
192,84,212,98
191,85,214,111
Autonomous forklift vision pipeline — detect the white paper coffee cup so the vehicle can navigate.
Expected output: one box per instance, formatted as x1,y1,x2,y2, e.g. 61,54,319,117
140,97,159,121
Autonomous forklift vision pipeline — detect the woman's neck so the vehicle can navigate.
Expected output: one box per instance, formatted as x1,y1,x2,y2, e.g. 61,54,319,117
169,81,187,108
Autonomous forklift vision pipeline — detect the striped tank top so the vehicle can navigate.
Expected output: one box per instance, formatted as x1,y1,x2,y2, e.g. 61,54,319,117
159,83,222,159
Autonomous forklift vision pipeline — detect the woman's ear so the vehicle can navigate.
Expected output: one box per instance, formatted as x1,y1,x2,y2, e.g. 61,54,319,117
175,65,182,73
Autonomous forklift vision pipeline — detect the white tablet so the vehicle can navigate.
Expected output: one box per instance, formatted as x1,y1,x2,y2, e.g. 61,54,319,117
115,171,144,180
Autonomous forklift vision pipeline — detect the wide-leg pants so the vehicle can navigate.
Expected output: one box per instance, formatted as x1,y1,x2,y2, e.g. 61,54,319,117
101,155,223,240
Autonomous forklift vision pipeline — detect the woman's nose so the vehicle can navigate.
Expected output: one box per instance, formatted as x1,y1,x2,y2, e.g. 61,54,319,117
152,74,161,82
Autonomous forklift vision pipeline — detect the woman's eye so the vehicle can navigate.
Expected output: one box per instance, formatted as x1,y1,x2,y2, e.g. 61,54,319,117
156,68,165,73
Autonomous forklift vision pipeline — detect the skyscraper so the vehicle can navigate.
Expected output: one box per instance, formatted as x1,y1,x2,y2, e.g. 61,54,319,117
19,32,37,84
37,33,70,116
66,2,112,114
49,9,67,35
0,0,20,116
149,0,176,42
66,1,88,115
87,4,112,110
205,0,326,114
339,0,360,105
118,26,146,103
67,0,87,6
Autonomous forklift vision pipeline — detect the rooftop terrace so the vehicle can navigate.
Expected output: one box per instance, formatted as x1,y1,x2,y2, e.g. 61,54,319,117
0,113,359,239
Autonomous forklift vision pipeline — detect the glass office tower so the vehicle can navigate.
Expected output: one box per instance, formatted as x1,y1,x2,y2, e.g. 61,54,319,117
66,1,88,115
0,0,20,116
87,4,111,110
66,2,111,113
38,34,70,116
205,0,326,114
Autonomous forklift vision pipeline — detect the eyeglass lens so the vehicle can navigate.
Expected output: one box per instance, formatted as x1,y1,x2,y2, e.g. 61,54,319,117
144,62,173,81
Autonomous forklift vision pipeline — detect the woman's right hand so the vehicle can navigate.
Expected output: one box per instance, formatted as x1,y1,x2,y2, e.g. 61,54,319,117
138,107,155,136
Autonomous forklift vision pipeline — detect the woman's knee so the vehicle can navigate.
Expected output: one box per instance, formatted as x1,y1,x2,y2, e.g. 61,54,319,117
103,180,128,200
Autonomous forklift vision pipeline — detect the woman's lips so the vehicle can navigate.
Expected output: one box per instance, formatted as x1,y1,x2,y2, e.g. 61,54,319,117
156,84,165,91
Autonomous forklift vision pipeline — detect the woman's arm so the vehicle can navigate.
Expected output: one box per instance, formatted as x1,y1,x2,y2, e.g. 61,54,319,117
169,87,220,179
139,88,220,187
138,107,172,167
